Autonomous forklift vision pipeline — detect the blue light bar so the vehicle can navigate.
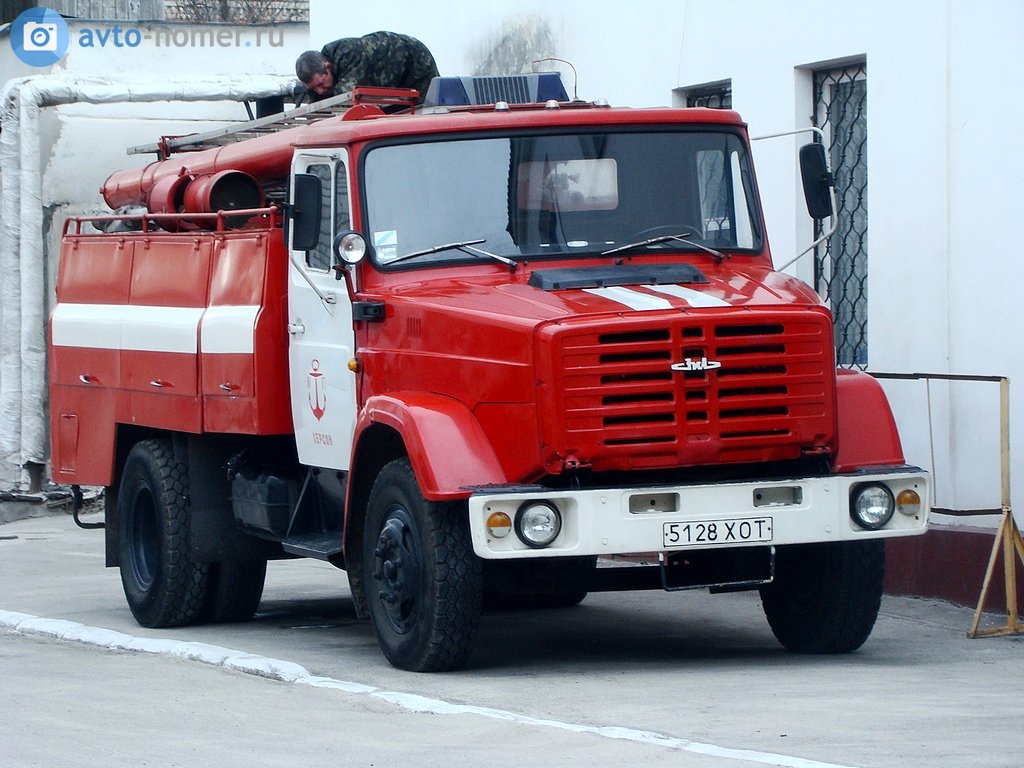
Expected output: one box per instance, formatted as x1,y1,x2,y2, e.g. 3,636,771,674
423,73,569,107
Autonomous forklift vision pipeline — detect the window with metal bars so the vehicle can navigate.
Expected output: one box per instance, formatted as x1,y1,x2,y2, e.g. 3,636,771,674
677,81,733,110
813,63,868,368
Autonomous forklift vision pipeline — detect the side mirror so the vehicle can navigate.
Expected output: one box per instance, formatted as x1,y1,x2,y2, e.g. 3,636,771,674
799,143,834,220
289,173,322,251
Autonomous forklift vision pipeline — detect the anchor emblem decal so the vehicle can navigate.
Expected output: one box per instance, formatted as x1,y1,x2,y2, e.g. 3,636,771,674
308,359,327,421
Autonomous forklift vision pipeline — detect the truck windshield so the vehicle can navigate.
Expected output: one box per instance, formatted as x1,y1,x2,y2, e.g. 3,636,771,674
363,129,763,268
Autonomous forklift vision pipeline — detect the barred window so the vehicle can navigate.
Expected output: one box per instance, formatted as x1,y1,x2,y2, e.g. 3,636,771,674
813,63,867,368
674,80,733,110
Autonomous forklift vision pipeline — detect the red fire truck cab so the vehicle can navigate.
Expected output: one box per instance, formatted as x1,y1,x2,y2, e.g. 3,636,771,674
49,75,929,671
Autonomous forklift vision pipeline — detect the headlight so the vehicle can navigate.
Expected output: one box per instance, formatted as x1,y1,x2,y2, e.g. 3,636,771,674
850,483,895,530
514,501,562,548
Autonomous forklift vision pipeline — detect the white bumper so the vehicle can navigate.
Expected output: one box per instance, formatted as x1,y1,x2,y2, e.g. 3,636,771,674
468,468,929,559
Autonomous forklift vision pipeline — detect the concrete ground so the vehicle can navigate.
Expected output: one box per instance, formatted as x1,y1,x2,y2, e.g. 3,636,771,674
2,509,1022,768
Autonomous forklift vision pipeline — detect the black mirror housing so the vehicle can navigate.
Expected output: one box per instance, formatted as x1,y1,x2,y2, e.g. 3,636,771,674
799,143,834,220
289,173,322,251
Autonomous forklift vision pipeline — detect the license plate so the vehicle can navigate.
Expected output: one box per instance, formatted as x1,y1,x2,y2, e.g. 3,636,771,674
663,517,773,548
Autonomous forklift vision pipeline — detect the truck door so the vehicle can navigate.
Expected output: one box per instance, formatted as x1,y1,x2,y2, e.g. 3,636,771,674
287,152,357,470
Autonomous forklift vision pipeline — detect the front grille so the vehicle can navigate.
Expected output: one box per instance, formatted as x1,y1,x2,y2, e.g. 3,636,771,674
548,313,834,469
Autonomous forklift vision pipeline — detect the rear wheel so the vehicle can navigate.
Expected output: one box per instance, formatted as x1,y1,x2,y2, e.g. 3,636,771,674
760,540,884,654
363,459,482,672
202,560,267,623
117,439,209,627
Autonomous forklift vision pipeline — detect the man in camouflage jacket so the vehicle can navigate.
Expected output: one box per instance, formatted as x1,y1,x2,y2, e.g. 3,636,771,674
295,31,438,103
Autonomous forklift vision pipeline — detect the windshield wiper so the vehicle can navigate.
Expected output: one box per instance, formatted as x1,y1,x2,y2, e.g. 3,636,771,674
388,238,517,270
602,232,725,263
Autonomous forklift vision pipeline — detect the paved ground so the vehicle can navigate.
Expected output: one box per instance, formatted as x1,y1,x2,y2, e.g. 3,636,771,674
2,510,1021,768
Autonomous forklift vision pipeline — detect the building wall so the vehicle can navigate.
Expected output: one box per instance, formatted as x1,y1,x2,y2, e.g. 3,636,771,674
313,0,1024,523
2,18,311,283
2,0,165,24
0,19,310,487
675,0,1024,522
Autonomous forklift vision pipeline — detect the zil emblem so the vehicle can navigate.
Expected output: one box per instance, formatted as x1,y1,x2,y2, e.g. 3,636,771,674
671,357,722,372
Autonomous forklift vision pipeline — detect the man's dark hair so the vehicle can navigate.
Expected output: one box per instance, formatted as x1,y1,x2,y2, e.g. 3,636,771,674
295,50,328,83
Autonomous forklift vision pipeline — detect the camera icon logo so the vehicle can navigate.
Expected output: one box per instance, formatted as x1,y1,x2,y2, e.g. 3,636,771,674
24,21,59,52
12,8,70,66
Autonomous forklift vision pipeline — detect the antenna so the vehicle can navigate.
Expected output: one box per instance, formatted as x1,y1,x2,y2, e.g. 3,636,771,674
531,57,578,101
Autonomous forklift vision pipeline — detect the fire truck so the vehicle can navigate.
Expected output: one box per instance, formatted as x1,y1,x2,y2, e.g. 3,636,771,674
49,74,930,671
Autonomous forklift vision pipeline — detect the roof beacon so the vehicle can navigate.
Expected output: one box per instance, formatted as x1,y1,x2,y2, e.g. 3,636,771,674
422,72,568,107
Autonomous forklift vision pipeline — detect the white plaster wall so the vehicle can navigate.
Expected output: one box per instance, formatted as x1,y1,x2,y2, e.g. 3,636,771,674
313,0,1024,518
310,0,688,108
9,20,312,283
3,20,311,221
675,0,1024,517
0,21,311,488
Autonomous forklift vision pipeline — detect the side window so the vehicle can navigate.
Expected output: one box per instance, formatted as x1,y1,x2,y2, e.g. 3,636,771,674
301,160,351,271
306,163,333,271
335,162,350,233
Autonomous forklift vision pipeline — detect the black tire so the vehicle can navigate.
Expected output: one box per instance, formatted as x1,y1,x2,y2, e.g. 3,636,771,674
117,439,209,628
483,556,596,611
363,458,482,672
760,540,884,654
202,560,267,623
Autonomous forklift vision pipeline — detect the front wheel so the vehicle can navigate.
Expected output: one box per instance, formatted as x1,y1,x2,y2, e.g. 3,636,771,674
363,459,482,672
760,540,884,654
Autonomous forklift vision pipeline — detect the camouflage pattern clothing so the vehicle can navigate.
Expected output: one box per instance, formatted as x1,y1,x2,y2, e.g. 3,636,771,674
319,32,438,103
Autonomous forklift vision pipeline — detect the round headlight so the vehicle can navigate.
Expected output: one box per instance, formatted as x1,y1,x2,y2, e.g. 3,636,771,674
851,483,895,530
514,501,562,549
333,230,367,264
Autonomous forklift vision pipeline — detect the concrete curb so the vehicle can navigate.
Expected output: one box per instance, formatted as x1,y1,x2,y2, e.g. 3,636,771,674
1,608,857,768
0,500,63,525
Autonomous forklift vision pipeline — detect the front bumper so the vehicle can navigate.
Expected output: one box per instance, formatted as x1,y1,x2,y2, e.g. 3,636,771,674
468,466,929,559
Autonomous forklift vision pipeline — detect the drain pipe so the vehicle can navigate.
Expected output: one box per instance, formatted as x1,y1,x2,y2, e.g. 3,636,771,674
0,74,297,489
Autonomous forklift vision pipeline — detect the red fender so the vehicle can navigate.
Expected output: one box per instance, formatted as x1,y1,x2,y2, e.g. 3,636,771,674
353,392,507,499
833,369,906,472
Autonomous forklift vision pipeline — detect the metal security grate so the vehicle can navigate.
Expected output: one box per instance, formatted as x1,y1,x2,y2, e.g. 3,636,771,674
813,63,868,368
686,83,733,109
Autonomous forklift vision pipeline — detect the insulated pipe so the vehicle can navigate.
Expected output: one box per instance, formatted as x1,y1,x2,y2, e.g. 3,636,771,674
0,74,297,488
18,84,45,475
0,82,24,483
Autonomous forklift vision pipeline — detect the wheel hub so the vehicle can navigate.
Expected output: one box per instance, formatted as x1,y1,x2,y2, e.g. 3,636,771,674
372,512,420,633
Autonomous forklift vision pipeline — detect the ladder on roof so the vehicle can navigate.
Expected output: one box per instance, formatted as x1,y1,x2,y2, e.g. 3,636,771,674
127,87,419,160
